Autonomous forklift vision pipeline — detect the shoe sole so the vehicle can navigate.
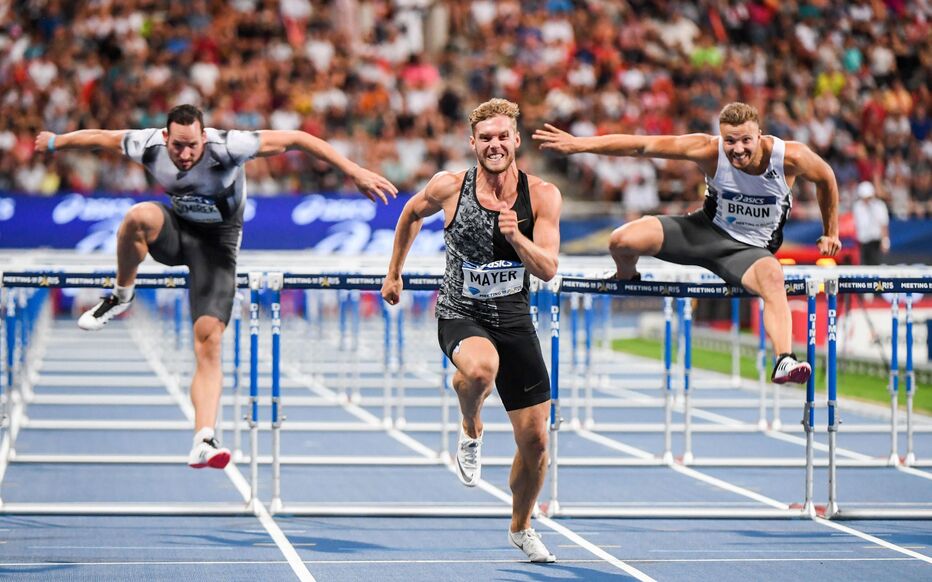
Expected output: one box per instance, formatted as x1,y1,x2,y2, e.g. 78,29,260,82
772,364,812,385
189,451,231,469
509,534,556,563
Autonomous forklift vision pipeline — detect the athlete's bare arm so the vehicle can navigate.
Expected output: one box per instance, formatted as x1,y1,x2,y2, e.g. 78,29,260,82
784,141,842,257
533,124,717,171
381,171,463,305
35,130,127,154
498,177,562,281
257,130,398,204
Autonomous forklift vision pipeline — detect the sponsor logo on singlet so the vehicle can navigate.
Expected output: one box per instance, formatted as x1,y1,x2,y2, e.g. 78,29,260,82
721,190,777,225
172,194,223,223
461,260,525,300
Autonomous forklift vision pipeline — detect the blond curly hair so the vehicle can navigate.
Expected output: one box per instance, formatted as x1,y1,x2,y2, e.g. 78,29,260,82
468,98,520,133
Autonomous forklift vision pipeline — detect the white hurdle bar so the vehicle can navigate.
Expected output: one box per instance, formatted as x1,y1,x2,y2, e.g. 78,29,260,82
2,264,931,517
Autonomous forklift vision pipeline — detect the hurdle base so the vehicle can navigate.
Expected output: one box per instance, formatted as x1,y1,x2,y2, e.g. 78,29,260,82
547,506,806,519
829,509,932,520
0,502,254,516
273,503,514,517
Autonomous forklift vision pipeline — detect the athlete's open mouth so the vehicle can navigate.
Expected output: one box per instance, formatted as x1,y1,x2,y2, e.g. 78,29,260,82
487,153,505,161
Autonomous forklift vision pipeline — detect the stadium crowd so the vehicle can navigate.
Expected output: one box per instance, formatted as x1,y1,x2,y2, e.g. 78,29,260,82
1,0,930,220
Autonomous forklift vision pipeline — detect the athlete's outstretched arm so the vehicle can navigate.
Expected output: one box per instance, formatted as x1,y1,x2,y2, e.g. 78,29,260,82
533,124,716,162
498,181,562,281
35,130,127,154
256,130,398,204
786,142,841,257
381,172,458,305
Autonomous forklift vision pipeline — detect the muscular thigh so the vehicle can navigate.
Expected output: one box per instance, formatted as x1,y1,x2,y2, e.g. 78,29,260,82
657,212,772,285
184,227,240,325
488,326,551,412
147,203,185,266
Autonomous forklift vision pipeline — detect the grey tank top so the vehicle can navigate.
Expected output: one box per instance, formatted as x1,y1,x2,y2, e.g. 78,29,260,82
435,167,535,329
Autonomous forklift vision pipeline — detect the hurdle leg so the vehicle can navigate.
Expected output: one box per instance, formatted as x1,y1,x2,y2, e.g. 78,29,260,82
381,303,395,428
268,273,284,513
825,279,840,518
662,297,674,464
583,293,594,429
888,294,900,466
802,279,818,518
731,297,741,388
905,294,915,466
547,278,562,516
570,293,580,429
395,303,406,429
351,290,361,404
247,272,262,510
757,298,768,430
440,353,451,460
232,293,243,461
682,298,693,464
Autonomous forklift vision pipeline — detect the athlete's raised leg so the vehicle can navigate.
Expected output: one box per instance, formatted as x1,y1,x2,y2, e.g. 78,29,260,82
116,202,165,287
608,216,664,279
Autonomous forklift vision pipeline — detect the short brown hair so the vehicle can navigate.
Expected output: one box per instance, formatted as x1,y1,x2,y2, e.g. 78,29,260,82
719,102,759,126
468,98,520,132
167,104,205,132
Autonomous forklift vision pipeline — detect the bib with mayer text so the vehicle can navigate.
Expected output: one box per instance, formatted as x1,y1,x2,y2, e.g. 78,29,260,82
461,260,525,300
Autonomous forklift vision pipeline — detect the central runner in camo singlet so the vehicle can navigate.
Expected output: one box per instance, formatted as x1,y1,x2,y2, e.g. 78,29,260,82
381,99,563,562
435,166,536,329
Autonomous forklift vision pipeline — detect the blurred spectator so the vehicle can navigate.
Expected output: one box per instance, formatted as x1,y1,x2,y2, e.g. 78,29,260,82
852,181,889,265
0,0,927,224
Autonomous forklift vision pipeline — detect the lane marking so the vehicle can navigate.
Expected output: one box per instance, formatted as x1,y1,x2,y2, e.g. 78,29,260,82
815,518,932,564
284,362,656,581
573,383,932,563
0,557,918,567
133,324,316,582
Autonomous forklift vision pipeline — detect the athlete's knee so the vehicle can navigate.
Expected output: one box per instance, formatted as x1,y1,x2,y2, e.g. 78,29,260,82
121,204,162,238
610,218,660,255
608,226,636,255
755,262,786,297
193,318,224,360
459,356,498,389
515,427,548,459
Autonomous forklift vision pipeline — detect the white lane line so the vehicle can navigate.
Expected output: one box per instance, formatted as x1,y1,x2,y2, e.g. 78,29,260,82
284,363,656,582
575,430,789,510
33,546,236,550
0,557,917,567
576,398,932,562
896,465,932,482
815,518,932,564
133,323,315,582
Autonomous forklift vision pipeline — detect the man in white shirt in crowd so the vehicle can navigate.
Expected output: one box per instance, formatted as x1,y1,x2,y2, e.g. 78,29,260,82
852,181,890,265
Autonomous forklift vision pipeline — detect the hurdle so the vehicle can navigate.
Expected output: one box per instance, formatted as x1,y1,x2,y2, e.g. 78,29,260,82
1,258,930,520
0,269,259,516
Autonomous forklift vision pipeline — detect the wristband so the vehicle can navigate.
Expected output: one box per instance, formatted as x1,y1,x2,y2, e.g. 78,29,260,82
47,134,56,153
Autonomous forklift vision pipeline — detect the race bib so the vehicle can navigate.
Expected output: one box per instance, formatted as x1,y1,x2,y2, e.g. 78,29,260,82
462,260,525,300
721,191,777,228
173,195,223,223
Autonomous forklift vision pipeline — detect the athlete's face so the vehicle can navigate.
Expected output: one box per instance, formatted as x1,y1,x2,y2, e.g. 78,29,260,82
720,121,761,170
164,122,207,171
470,116,520,175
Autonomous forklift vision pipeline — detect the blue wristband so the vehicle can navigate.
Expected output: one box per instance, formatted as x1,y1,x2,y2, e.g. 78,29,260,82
47,134,56,153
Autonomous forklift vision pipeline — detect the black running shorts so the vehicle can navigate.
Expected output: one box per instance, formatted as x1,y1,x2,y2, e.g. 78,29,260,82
148,203,241,325
437,318,551,411
656,211,774,285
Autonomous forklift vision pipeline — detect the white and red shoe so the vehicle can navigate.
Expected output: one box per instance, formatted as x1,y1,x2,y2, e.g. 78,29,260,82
771,354,812,385
188,430,231,469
